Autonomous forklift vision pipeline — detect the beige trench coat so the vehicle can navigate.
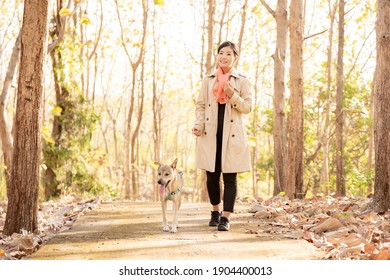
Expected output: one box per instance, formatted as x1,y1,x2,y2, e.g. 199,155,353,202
193,67,252,173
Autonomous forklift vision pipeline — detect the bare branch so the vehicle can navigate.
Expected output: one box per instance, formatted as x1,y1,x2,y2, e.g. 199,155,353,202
88,0,104,61
259,0,275,18
304,29,328,41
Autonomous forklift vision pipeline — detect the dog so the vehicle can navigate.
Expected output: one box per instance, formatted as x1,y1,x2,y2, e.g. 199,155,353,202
155,158,184,233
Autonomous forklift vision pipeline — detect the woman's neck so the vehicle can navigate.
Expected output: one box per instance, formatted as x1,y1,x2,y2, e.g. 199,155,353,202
220,66,232,74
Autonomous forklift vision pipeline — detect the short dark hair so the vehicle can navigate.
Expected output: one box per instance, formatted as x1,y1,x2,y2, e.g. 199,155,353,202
217,41,239,57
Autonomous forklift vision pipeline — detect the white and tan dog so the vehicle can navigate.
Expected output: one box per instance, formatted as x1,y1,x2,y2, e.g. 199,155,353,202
155,158,184,233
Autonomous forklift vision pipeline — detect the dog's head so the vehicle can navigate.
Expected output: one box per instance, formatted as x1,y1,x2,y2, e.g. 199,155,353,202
154,158,178,194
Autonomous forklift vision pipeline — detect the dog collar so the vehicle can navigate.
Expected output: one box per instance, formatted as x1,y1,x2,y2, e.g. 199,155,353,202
167,171,184,201
167,186,183,201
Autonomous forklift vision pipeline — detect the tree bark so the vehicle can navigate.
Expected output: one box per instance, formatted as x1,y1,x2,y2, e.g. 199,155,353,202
206,0,215,73
152,7,161,201
3,0,49,235
320,0,338,195
367,72,375,195
0,31,21,178
237,0,248,54
115,0,148,199
261,0,288,196
217,0,229,45
286,0,304,199
335,0,345,197
372,0,390,213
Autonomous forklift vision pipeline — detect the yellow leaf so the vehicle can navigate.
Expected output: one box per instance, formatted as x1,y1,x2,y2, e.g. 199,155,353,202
278,191,286,196
154,0,165,5
51,106,63,116
59,8,72,17
80,16,91,25
45,136,55,145
42,126,55,144
0,249,5,256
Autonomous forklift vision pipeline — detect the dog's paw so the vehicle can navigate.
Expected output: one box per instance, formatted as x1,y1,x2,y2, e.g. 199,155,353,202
163,225,170,232
170,227,177,233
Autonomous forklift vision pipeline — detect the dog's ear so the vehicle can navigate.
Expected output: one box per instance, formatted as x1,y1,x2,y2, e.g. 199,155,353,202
154,161,161,168
171,158,178,169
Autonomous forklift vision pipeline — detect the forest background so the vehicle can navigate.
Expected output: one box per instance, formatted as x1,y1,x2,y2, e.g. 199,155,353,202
0,0,377,204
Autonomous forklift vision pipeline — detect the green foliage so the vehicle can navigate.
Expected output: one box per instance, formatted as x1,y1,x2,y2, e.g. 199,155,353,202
41,37,111,198
42,93,110,197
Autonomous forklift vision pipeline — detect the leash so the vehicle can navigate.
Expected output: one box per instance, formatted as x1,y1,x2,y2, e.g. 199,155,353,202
167,171,184,201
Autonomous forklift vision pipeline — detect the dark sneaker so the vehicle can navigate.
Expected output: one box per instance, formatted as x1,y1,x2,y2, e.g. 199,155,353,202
218,216,230,231
209,211,221,226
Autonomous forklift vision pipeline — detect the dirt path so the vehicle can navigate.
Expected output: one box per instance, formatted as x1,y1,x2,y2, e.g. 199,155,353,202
29,201,324,260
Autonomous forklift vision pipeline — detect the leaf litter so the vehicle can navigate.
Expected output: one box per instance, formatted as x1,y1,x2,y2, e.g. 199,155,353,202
0,196,100,260
1,195,389,260
246,195,390,260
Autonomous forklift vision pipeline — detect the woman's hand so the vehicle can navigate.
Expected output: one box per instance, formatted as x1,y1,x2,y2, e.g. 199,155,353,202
224,81,234,98
192,127,202,136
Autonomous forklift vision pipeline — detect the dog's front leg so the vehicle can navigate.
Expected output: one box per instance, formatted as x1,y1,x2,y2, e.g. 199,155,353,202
171,200,178,233
161,198,170,232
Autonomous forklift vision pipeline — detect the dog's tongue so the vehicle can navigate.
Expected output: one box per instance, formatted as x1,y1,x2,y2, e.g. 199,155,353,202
159,184,165,195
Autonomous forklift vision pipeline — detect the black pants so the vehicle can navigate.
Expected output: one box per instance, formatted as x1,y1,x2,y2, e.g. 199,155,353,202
206,104,237,212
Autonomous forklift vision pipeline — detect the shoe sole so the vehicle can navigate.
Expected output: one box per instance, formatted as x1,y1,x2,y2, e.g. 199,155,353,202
217,226,229,231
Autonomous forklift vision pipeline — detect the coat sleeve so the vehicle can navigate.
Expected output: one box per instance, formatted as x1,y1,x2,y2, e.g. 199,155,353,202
193,76,208,133
229,76,252,114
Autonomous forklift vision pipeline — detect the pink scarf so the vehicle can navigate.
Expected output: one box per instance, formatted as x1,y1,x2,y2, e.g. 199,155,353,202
213,67,232,104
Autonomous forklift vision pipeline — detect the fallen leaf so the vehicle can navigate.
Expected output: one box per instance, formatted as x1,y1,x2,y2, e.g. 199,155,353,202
364,243,376,254
371,249,390,260
313,217,344,233
338,233,367,247
361,211,381,223
254,210,271,219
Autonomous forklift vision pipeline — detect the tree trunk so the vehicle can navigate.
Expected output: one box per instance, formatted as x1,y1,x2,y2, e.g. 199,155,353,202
217,0,229,45
237,0,248,54
116,0,148,199
0,31,20,178
42,0,75,200
372,0,390,213
152,7,161,201
131,62,146,198
320,0,338,195
261,0,288,196
286,0,304,199
205,0,215,73
42,47,69,200
367,73,375,195
335,0,345,197
3,0,49,235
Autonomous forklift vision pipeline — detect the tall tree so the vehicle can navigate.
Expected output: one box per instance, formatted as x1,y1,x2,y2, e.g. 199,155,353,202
115,0,148,199
320,0,338,194
205,0,215,73
217,0,229,45
152,5,162,201
372,0,390,213
237,0,248,53
260,0,288,196
286,0,304,199
0,31,20,178
335,0,345,196
43,0,84,199
3,0,49,235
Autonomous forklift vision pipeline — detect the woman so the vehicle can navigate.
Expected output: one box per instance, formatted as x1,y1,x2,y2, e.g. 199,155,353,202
192,41,252,231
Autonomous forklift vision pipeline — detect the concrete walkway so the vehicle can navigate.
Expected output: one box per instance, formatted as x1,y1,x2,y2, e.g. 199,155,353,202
29,201,323,260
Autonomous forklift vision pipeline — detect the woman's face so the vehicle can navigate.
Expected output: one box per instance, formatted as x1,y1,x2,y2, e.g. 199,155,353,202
217,46,238,71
